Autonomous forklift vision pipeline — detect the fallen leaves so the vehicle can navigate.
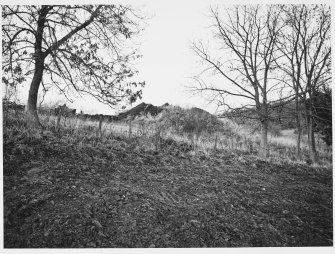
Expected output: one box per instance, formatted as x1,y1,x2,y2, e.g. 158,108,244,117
92,219,103,230
27,166,46,175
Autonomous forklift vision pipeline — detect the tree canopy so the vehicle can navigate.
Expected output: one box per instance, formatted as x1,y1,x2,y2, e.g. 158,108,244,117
2,5,146,113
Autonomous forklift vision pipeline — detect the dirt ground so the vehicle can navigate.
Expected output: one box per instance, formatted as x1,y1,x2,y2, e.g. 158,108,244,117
3,131,333,247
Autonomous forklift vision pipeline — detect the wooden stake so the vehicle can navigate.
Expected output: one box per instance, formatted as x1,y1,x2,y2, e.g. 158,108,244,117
214,135,218,151
98,115,103,138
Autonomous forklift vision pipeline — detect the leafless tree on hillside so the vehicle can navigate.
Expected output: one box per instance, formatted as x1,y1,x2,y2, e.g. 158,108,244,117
191,5,285,159
277,4,331,163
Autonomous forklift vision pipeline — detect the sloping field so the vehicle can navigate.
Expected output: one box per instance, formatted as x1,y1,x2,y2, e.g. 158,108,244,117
3,128,332,248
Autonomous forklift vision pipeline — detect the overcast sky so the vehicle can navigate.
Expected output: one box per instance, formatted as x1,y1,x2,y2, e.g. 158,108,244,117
9,0,212,114
5,0,334,115
136,1,211,110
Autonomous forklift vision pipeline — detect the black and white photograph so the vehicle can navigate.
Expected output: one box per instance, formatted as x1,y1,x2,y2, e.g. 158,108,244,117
1,0,333,250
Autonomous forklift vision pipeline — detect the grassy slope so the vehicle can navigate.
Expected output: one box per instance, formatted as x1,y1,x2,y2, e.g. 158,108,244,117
2,120,333,248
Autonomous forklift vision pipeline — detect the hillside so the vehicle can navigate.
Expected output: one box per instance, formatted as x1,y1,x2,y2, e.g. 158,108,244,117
3,113,333,247
117,103,216,121
117,102,167,120
220,101,297,128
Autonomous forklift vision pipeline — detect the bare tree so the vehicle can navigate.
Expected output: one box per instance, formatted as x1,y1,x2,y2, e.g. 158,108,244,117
277,4,331,163
301,5,331,163
276,5,306,160
2,5,146,128
191,5,284,159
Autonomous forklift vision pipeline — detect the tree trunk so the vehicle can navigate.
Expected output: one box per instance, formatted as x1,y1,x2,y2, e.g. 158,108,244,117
258,100,269,159
260,120,268,159
296,125,302,160
295,95,302,160
26,60,44,128
305,88,318,163
307,112,317,163
26,6,49,129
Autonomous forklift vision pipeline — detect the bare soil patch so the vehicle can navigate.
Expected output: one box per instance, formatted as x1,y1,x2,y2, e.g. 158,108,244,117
3,131,333,247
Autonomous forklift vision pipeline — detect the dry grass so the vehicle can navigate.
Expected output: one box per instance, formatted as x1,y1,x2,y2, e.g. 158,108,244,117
33,110,333,168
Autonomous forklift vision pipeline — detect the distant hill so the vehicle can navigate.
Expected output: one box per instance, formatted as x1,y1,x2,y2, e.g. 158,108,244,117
218,100,299,129
189,107,212,116
117,102,169,120
116,103,217,121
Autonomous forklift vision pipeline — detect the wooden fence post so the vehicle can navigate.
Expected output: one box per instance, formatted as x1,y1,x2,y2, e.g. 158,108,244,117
155,129,160,151
98,115,103,138
56,113,62,131
128,116,132,138
214,135,218,151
